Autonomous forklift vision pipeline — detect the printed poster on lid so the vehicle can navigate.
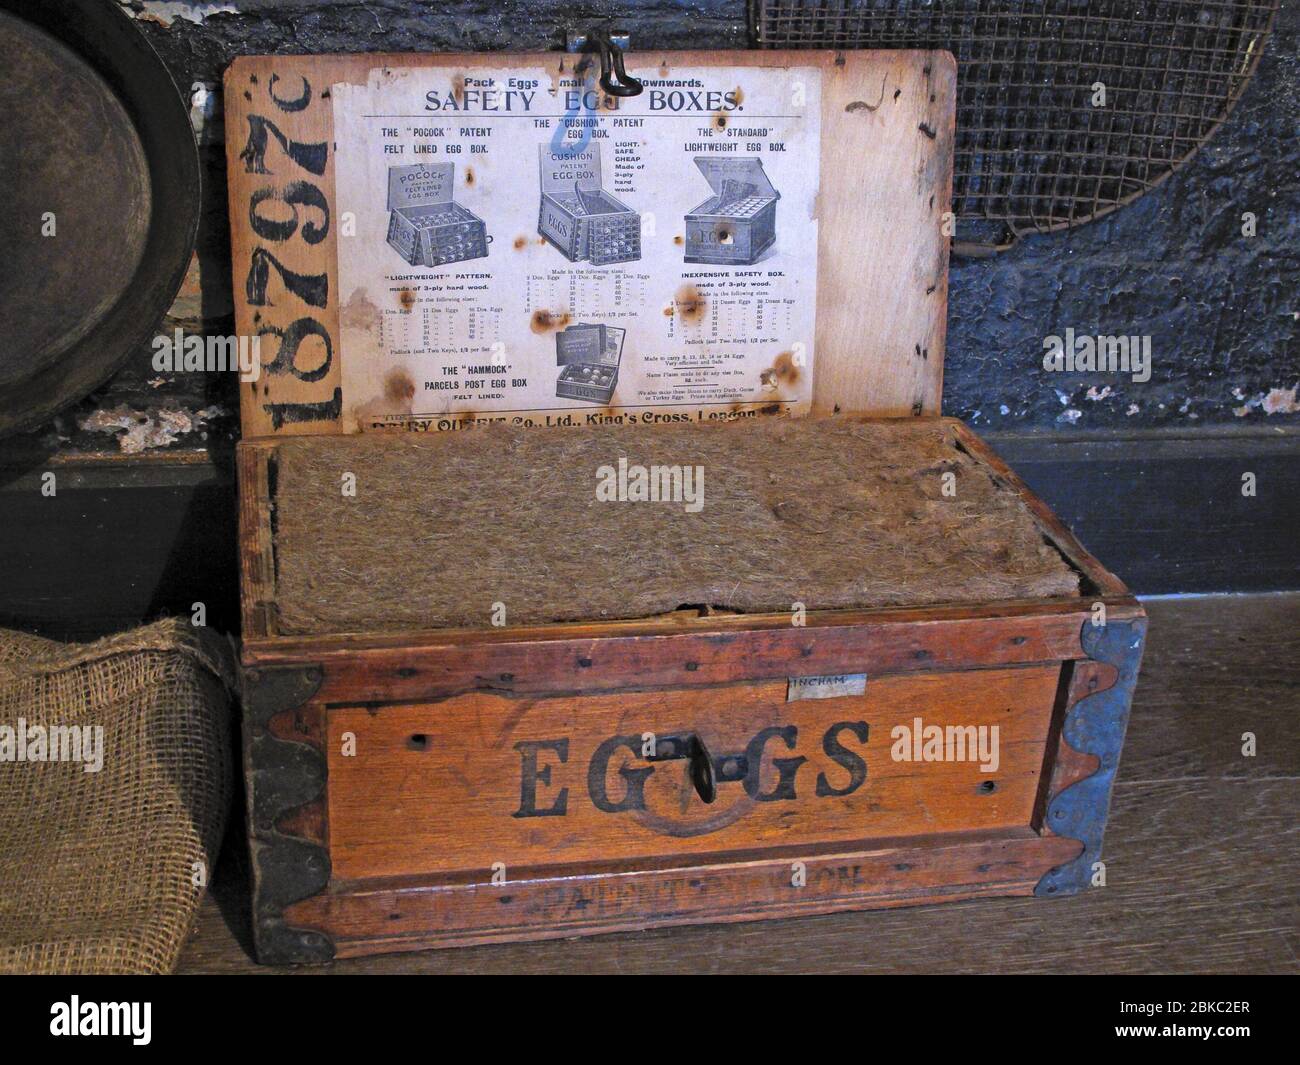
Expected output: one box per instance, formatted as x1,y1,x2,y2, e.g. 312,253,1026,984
330,63,822,432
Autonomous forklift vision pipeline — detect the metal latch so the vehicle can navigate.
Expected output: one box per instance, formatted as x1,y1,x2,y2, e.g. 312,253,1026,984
647,732,749,805
565,27,643,98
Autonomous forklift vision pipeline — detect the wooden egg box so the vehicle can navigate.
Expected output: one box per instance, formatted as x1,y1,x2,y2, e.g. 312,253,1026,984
385,162,490,268
684,157,779,265
225,48,1145,962
538,145,641,266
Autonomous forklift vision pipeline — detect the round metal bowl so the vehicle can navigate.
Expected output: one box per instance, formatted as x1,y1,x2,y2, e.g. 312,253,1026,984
0,0,201,437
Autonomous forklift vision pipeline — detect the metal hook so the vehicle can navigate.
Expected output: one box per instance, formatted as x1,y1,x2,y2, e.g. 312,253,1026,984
586,29,643,98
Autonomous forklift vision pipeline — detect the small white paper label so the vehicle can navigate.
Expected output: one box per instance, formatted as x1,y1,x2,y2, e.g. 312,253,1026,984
786,674,867,701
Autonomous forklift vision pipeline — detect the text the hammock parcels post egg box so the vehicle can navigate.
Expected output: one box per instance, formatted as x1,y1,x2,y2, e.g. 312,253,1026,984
385,162,490,268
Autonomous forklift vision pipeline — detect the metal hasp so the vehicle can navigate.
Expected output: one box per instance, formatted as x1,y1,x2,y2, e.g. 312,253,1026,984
1036,618,1148,898
648,732,753,805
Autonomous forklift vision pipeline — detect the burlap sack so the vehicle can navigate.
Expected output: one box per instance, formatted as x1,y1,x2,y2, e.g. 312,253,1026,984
0,619,233,975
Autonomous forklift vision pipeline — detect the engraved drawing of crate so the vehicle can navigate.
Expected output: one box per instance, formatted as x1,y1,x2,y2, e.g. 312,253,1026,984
586,213,641,266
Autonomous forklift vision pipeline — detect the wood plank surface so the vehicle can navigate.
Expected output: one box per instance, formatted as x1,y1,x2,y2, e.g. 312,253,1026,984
178,592,1300,973
293,830,1081,958
225,49,953,437
324,666,1060,879
990,426,1300,596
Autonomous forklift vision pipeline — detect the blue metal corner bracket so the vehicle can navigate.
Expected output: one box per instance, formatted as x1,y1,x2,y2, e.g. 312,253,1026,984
1035,616,1147,898
243,663,335,963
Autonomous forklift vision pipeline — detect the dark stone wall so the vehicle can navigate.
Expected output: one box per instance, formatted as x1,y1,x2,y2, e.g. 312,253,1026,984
943,2,1300,431
57,0,1298,451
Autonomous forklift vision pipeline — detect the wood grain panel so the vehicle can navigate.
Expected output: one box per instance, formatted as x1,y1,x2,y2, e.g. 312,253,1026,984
248,601,1105,698
226,60,343,437
325,664,1061,879
225,49,953,438
290,830,1080,957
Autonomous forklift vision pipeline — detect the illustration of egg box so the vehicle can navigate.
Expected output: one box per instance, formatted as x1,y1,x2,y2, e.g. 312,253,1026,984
555,322,622,403
538,146,641,266
684,156,779,265
386,163,490,268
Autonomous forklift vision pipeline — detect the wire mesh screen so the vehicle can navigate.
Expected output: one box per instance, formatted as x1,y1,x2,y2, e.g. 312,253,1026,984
752,1,1278,249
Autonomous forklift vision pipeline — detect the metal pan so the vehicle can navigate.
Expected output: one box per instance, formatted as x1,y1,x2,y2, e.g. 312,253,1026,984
0,0,200,437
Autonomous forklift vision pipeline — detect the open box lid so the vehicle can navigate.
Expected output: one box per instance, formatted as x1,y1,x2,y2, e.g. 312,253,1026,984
555,323,606,366
539,145,604,197
692,156,779,204
386,163,455,212
557,324,623,368
225,49,955,438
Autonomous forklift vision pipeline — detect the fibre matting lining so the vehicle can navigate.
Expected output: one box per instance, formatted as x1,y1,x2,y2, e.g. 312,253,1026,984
269,418,1081,635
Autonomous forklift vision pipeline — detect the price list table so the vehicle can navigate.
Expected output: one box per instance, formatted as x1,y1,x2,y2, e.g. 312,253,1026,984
377,303,503,356
525,270,651,320
666,295,797,345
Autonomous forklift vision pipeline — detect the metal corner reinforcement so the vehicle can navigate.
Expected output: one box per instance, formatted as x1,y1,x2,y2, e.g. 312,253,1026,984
1035,617,1148,898
242,664,335,964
